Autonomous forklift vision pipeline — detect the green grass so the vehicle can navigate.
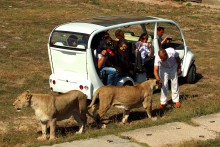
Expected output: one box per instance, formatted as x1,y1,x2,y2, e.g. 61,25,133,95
0,0,220,146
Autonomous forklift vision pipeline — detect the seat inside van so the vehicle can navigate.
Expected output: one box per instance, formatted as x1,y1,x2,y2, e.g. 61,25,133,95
54,42,65,46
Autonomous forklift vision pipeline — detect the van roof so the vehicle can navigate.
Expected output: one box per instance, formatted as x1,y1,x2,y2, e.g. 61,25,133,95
54,16,165,34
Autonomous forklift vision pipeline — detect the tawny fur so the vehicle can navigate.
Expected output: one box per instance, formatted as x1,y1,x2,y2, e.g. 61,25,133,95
88,79,161,124
13,90,87,140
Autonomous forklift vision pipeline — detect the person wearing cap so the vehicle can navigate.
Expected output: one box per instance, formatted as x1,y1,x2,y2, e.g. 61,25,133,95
67,35,78,47
154,44,181,109
97,35,119,85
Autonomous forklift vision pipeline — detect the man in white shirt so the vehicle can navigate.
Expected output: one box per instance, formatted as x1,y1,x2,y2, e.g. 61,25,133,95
154,47,181,109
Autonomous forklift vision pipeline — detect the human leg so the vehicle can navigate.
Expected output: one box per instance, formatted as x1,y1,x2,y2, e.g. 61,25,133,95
100,67,119,85
159,68,169,105
135,50,143,72
170,66,180,105
143,57,155,79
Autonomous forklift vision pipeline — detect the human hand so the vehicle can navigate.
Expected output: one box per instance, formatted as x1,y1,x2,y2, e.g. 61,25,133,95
101,50,107,56
156,78,161,83
115,67,122,73
147,42,152,48
177,66,182,75
165,36,172,43
138,41,143,47
156,79,162,87
156,79,162,86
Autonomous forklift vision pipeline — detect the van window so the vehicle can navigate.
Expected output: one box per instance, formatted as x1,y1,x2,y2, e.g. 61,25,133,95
50,31,89,50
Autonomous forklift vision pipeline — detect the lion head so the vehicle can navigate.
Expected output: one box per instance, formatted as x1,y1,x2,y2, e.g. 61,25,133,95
143,78,162,90
13,90,32,112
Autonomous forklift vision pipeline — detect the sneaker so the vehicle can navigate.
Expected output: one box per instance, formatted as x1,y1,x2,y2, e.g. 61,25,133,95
175,102,181,108
160,104,167,109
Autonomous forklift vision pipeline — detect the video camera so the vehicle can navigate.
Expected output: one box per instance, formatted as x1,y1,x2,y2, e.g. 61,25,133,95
105,40,116,56
166,37,172,41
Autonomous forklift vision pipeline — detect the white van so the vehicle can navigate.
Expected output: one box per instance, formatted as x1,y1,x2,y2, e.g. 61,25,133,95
48,16,196,99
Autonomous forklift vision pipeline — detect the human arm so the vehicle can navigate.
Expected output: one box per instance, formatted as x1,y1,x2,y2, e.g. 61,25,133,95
161,36,172,45
175,56,181,75
154,65,161,81
147,42,153,57
97,50,107,69
136,41,143,51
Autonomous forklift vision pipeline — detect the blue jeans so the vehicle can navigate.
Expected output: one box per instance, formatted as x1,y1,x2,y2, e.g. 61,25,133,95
100,67,119,85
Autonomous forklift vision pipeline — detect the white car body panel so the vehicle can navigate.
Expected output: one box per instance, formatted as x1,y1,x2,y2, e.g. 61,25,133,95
55,23,105,34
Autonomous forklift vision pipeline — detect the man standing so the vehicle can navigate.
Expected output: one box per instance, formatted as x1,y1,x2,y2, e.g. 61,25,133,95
154,46,181,109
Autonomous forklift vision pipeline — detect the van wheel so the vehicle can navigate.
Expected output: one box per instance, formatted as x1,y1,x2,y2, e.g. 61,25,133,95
123,81,133,86
186,63,196,84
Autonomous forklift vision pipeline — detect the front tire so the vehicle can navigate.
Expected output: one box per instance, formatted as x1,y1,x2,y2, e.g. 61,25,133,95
186,63,196,84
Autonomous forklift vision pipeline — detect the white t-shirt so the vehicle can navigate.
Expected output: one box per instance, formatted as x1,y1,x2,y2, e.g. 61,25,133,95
98,53,107,68
154,47,179,68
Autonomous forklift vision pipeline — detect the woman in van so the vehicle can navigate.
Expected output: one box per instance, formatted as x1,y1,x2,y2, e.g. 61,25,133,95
135,33,154,79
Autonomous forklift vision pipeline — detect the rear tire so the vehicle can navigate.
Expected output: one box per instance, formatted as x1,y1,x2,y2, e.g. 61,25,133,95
186,63,196,84
123,81,133,86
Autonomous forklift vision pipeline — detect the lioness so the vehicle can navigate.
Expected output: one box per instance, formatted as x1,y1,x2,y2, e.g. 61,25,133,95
88,79,162,124
13,90,87,140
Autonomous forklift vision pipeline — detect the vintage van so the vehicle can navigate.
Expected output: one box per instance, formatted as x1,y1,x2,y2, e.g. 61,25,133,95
48,16,196,99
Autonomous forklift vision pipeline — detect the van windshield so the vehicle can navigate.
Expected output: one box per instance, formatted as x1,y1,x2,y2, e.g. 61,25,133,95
50,31,89,50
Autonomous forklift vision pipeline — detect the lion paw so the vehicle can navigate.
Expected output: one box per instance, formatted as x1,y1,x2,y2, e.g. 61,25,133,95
101,124,107,129
151,117,157,121
75,131,83,135
37,136,47,141
49,136,57,140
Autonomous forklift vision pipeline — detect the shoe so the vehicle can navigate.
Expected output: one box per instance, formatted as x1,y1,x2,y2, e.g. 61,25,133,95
160,104,167,109
175,102,181,108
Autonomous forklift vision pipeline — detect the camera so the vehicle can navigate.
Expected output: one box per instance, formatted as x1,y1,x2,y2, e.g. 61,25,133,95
106,48,115,56
167,37,172,41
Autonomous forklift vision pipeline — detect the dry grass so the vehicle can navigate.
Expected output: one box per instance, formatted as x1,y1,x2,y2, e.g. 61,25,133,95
0,0,220,146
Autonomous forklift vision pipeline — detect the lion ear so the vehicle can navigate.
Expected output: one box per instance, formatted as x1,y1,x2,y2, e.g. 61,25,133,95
156,80,162,87
26,90,31,100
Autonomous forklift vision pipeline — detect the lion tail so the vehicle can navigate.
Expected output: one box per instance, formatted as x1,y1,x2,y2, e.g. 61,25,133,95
88,88,100,109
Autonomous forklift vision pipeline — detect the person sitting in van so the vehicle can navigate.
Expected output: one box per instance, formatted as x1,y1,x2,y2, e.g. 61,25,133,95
97,33,116,63
157,26,172,47
78,34,89,45
114,29,135,67
115,29,125,42
97,33,119,85
114,41,134,77
67,35,78,47
135,33,154,79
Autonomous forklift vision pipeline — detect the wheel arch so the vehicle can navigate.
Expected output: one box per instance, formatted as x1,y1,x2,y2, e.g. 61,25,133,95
116,76,135,86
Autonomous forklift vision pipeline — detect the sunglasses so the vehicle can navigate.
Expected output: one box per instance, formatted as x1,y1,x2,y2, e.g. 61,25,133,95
141,37,148,40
